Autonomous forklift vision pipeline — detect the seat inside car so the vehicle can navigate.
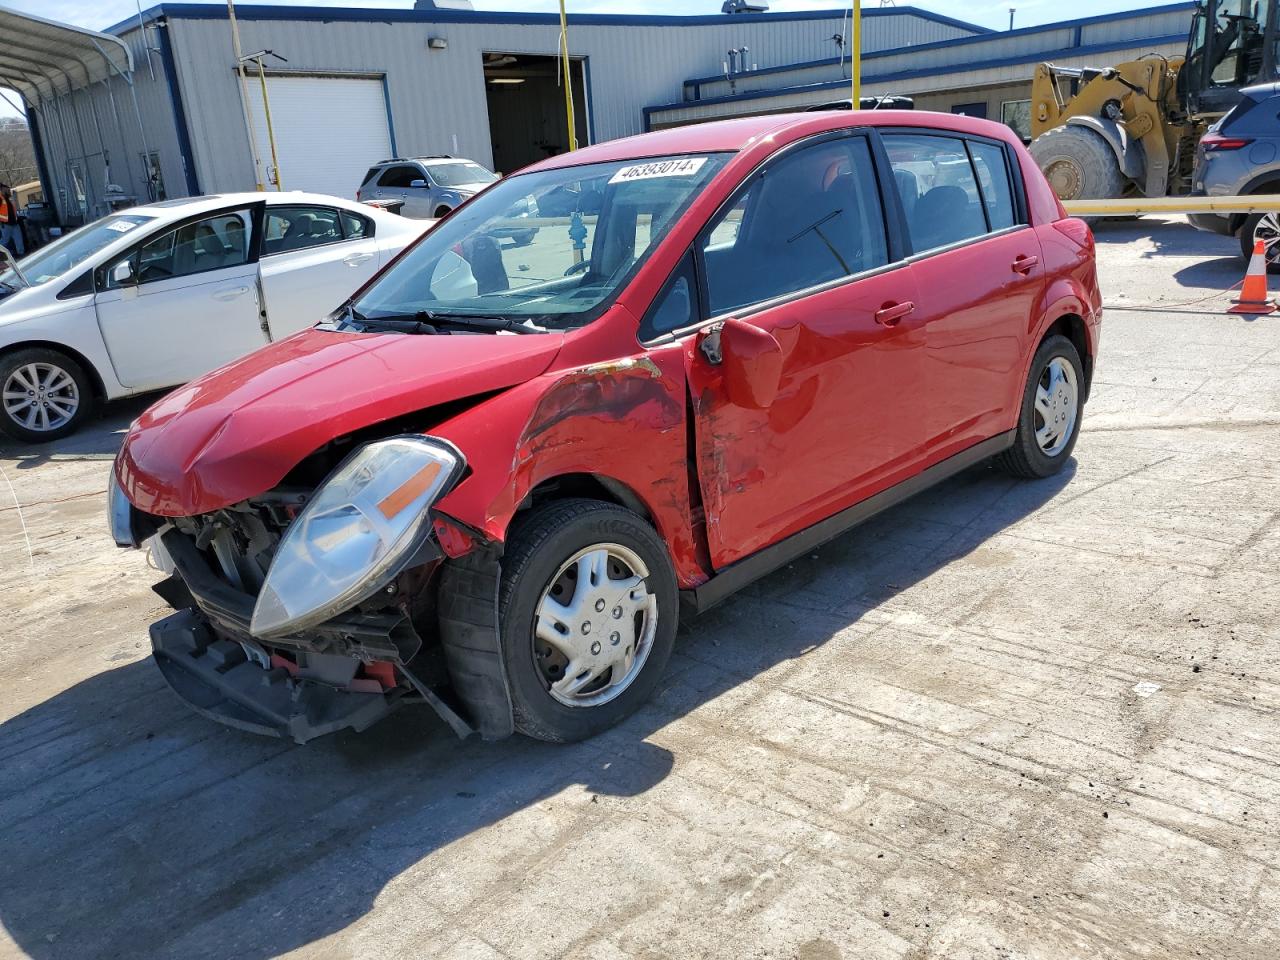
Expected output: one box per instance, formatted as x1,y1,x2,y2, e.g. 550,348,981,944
731,146,866,304
911,184,980,250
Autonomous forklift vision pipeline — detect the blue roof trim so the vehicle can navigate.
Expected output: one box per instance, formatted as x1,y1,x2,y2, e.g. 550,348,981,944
681,1,1196,88
109,3,991,36
648,33,1188,115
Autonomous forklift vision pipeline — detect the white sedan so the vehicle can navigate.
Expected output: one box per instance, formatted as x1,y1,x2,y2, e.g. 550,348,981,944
0,193,430,442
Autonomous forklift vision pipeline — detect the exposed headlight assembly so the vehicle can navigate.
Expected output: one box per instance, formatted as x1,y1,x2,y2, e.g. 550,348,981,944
108,467,139,548
250,436,465,639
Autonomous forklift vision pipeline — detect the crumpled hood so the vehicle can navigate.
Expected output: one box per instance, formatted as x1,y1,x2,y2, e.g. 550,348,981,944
118,327,564,517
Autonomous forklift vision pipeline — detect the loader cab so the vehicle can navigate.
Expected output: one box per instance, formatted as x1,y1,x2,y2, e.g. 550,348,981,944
1181,0,1280,116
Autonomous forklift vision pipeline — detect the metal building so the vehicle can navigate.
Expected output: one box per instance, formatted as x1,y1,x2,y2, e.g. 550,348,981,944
25,3,984,223
23,2,1197,227
647,3,1197,133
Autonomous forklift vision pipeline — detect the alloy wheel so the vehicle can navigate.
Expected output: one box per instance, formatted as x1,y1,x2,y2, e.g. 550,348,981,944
532,542,658,708
1033,356,1078,458
1254,212,1280,266
2,361,80,434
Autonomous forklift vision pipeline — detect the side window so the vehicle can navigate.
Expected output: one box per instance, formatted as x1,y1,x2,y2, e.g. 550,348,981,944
968,141,1018,231
883,133,989,253
261,207,343,256
377,165,419,188
700,137,889,316
639,253,698,341
104,211,252,288
341,210,372,240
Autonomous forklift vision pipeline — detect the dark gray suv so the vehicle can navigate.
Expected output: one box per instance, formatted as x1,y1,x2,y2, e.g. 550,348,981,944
1189,82,1280,265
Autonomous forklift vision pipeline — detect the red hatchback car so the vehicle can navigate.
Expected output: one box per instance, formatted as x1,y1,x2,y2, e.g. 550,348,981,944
111,111,1100,745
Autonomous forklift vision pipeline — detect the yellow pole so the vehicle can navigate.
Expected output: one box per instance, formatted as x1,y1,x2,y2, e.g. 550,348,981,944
256,56,283,190
559,0,578,151
1063,195,1280,217
226,0,265,190
850,0,861,109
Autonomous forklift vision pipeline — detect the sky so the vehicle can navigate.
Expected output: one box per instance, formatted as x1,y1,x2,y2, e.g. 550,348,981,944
0,0,1180,117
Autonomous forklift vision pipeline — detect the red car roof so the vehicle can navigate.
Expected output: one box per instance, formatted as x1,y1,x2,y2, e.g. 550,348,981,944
520,110,1019,173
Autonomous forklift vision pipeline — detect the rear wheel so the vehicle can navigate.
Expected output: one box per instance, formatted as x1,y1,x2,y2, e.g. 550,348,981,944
0,347,95,443
997,334,1084,479
1238,212,1280,271
497,499,678,743
1029,125,1126,203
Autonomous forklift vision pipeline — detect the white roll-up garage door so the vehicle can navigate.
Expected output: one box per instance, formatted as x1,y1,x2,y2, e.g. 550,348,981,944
245,75,393,198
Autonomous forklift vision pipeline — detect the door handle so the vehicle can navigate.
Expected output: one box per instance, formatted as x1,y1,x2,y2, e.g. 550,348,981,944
343,252,375,266
212,285,251,301
874,301,915,327
1012,254,1039,275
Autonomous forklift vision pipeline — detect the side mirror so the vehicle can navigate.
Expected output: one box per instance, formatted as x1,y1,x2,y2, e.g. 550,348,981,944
0,246,28,287
701,317,783,410
111,260,136,286
409,179,428,189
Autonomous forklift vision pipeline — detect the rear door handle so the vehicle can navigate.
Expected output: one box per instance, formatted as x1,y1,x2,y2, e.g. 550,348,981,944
212,285,250,301
875,301,915,326
343,252,375,266
1012,254,1039,275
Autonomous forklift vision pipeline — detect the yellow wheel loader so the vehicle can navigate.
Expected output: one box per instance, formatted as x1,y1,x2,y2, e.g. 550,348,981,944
1030,0,1279,202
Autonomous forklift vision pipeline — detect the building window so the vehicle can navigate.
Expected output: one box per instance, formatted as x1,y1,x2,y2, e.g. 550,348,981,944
1002,100,1032,143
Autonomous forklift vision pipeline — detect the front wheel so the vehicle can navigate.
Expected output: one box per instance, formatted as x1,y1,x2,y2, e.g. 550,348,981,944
0,347,95,443
1238,212,1280,271
996,334,1084,479
497,499,678,742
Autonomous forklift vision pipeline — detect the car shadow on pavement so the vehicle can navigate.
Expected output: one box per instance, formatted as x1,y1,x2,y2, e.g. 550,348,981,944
0,396,155,468
0,459,1075,959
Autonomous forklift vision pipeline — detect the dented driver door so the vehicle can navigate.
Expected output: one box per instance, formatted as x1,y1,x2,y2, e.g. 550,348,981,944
681,133,930,570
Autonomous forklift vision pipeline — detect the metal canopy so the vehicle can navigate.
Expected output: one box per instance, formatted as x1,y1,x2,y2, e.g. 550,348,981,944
0,4,133,102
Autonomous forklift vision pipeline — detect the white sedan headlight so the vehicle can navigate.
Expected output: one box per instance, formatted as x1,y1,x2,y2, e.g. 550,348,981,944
250,436,464,639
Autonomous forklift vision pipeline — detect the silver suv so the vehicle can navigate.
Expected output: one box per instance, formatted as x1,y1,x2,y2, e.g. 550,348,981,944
1189,82,1280,265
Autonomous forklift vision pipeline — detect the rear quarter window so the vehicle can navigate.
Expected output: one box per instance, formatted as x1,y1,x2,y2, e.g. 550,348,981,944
968,141,1018,231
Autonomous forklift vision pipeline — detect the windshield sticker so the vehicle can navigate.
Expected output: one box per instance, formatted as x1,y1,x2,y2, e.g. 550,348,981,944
107,220,139,233
609,157,707,185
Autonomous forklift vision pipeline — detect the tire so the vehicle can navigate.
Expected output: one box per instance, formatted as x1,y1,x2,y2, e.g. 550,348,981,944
433,205,453,219
1029,125,1126,203
1238,212,1280,271
497,498,678,743
0,347,95,443
996,334,1084,480
513,229,537,247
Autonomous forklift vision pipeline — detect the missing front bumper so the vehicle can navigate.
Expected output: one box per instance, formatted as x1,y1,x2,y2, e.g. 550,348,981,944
150,609,409,743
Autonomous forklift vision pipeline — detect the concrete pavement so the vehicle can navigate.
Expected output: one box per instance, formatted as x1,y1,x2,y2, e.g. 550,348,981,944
1,216,1277,960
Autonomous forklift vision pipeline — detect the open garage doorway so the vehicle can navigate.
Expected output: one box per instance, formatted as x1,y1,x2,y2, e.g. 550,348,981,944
483,53,589,175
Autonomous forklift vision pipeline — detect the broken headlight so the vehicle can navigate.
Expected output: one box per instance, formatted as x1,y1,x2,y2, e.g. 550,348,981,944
108,468,139,548
250,435,464,639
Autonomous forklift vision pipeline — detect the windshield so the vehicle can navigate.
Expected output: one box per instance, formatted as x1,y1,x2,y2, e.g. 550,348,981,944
0,213,155,289
429,162,499,187
348,153,730,330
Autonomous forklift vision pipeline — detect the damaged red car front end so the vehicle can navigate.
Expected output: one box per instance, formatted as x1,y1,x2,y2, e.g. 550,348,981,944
111,110,1100,745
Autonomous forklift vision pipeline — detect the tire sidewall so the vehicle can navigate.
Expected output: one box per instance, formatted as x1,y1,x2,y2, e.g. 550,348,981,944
1013,335,1084,477
0,348,94,443
500,506,678,741
1239,213,1280,272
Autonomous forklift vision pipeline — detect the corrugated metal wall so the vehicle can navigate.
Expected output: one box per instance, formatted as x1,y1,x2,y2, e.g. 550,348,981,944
164,9,977,194
648,39,1187,127
26,22,184,223
31,5,1197,212
688,5,1194,103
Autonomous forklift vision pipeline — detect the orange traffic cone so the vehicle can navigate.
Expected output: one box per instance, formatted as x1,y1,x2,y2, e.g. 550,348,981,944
1230,238,1277,314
